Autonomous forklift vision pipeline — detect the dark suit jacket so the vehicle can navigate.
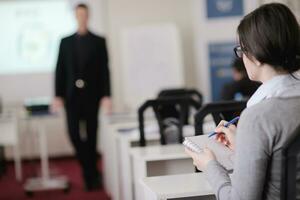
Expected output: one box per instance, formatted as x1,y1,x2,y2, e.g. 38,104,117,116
55,32,111,103
221,78,260,101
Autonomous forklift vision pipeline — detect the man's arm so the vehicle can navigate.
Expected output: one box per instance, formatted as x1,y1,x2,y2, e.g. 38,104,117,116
55,40,66,98
52,40,66,113
100,38,112,114
101,38,111,97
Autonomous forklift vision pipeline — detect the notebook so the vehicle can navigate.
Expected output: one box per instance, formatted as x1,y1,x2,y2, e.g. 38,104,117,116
183,135,234,171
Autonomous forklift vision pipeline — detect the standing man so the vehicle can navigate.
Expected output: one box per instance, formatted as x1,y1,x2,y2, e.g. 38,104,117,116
52,3,112,190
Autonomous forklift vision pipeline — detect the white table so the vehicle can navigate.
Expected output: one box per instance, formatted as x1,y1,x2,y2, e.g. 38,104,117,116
23,114,69,195
141,173,215,200
100,112,216,200
131,144,195,200
116,126,162,200
100,112,156,200
0,110,21,181
102,116,180,200
102,121,138,200
117,122,215,200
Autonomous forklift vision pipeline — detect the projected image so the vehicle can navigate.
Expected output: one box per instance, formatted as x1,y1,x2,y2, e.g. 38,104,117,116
19,27,51,66
0,0,76,74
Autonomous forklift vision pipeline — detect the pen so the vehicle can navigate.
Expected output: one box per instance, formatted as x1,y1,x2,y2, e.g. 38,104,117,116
208,116,240,138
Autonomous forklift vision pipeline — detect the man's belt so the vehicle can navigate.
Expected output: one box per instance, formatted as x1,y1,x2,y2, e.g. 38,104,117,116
75,79,85,89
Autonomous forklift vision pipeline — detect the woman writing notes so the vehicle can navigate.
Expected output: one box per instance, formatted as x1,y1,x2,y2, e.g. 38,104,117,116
185,3,300,200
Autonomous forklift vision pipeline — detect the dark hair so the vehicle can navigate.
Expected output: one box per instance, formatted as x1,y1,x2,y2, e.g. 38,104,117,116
232,58,246,75
76,3,89,11
237,3,300,73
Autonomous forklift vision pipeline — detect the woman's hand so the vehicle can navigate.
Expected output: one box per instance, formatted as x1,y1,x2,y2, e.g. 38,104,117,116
185,147,216,171
215,120,237,150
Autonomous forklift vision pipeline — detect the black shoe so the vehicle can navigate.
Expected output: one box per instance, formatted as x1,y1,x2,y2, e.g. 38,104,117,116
84,182,95,191
84,174,102,191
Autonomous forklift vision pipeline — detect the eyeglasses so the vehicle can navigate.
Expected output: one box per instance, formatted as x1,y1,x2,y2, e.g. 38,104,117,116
234,46,243,58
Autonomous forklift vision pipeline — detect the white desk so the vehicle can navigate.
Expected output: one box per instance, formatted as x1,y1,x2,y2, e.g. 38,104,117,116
131,144,195,200
0,110,21,181
100,112,216,200
117,122,215,200
101,119,137,200
100,112,156,200
116,127,161,200
117,125,198,200
142,173,215,200
23,114,69,194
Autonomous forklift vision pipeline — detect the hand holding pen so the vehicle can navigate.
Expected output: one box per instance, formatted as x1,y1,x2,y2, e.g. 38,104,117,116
208,117,240,138
209,116,240,150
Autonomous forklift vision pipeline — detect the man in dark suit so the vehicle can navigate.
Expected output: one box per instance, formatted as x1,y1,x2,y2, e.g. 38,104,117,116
52,3,111,190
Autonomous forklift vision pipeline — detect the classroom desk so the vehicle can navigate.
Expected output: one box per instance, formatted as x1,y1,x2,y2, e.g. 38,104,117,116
131,144,195,200
117,122,215,200
116,124,162,200
23,113,69,194
100,112,215,200
117,125,199,200
99,112,156,200
100,117,138,200
0,109,21,181
141,173,215,200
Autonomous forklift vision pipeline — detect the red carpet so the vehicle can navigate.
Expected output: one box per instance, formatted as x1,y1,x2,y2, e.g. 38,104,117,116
0,158,110,200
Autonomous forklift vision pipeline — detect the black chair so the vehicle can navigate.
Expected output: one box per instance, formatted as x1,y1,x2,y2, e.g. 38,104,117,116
158,88,203,102
194,101,247,135
138,97,201,146
281,124,300,200
157,88,203,125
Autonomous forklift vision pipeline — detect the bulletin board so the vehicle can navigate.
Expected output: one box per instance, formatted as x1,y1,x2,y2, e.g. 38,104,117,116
206,0,244,18
209,41,236,101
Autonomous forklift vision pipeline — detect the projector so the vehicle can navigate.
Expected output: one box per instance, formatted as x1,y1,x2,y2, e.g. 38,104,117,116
24,97,51,116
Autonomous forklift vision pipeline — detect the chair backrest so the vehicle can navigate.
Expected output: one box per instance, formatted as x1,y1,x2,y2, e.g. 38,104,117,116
281,124,300,200
158,88,203,101
138,97,201,146
157,88,203,124
194,101,247,135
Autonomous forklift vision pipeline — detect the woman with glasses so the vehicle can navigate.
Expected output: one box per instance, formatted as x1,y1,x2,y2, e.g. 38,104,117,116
186,3,300,200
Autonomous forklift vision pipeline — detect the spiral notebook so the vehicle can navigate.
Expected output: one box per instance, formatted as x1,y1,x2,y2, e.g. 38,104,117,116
183,135,234,171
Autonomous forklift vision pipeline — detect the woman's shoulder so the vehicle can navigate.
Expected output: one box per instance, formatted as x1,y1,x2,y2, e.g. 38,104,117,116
243,97,300,116
238,97,300,154
240,97,300,133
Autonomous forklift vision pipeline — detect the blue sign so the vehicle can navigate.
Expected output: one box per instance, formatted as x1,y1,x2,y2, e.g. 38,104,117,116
209,42,236,101
206,0,244,18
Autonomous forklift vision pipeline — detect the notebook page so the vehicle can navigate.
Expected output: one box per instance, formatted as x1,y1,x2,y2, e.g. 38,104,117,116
183,135,234,170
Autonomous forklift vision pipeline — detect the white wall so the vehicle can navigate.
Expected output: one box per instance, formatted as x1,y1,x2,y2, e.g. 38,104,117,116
192,0,259,102
106,0,197,111
192,0,299,102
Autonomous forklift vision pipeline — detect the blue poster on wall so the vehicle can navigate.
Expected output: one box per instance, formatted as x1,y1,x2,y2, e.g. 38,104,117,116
206,0,244,18
209,42,236,101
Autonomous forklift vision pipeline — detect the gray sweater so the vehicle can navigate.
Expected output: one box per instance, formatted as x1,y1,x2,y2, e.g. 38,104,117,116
205,97,300,200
